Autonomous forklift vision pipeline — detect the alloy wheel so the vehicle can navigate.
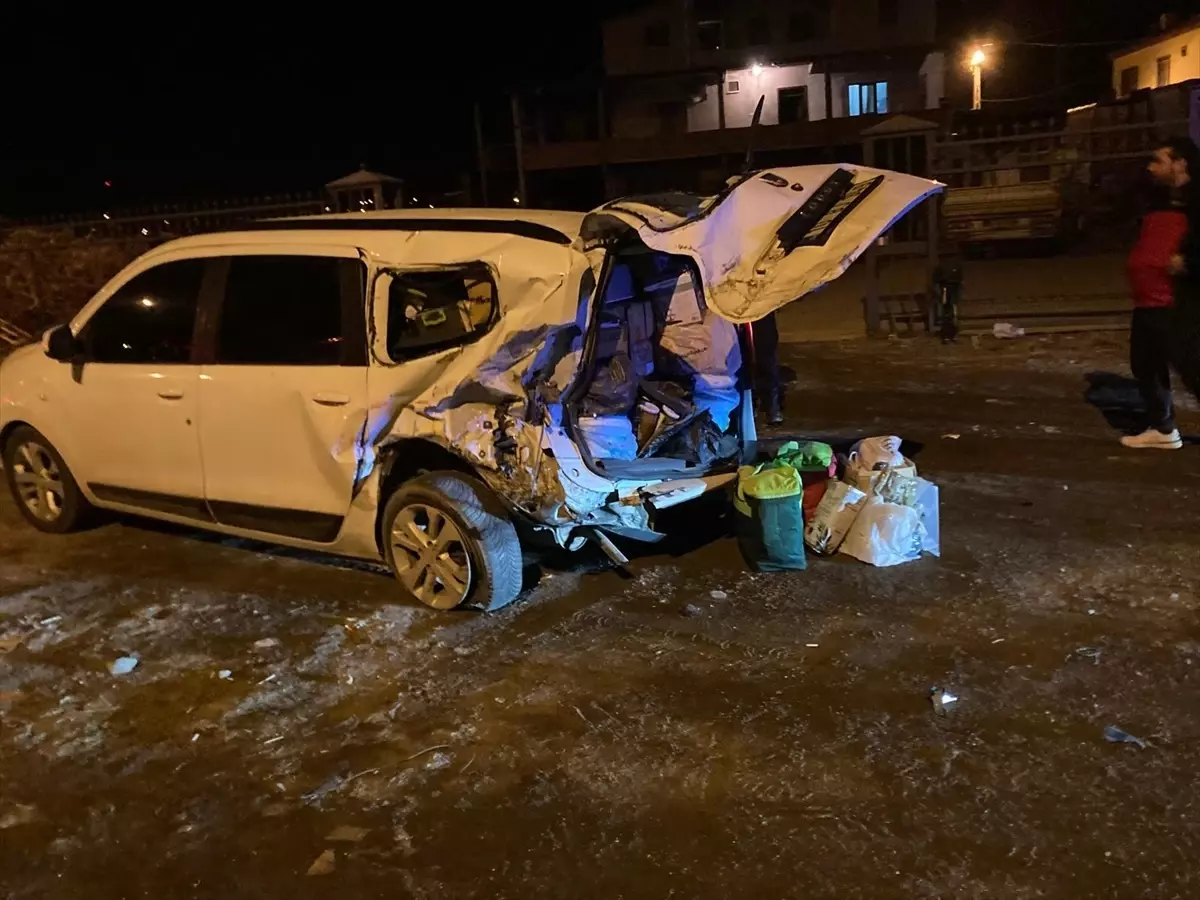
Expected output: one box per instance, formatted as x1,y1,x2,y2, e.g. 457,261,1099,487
390,503,473,609
11,440,65,523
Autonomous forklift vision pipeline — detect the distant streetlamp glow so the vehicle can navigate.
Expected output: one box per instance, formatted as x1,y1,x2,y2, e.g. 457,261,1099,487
750,62,764,76
968,47,988,110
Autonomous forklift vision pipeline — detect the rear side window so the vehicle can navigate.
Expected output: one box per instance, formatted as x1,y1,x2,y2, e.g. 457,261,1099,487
84,259,205,364
217,255,364,365
387,264,497,361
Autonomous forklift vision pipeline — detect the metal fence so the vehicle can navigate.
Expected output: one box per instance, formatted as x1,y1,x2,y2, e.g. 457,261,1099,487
863,99,1194,335
4,192,328,242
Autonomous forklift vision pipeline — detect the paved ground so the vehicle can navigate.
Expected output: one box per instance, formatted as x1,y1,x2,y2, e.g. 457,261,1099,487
2,333,1200,899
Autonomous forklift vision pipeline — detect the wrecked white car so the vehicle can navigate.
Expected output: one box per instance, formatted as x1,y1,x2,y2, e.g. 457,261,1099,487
0,165,940,610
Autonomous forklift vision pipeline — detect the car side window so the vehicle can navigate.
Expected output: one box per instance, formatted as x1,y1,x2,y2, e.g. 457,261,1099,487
83,259,205,364
217,255,364,365
387,264,497,361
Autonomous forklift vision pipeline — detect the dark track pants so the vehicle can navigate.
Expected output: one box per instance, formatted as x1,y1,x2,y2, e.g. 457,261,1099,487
1130,302,1200,433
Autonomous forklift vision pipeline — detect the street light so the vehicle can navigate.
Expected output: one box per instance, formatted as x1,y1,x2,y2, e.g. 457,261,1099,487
969,47,987,111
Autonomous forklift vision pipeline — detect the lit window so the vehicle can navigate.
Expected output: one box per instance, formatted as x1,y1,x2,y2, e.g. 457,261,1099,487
847,82,889,116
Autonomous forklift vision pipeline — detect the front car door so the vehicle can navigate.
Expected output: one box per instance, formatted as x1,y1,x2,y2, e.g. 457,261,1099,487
61,256,209,517
195,247,369,543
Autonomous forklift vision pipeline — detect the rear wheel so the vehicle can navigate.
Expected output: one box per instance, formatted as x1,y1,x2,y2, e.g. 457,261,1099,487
381,471,523,611
2,426,92,534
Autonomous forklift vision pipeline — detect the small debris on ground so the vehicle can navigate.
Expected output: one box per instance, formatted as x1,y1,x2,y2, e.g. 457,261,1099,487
424,752,453,772
681,603,705,618
302,774,347,805
0,804,38,830
326,825,369,843
109,657,139,676
1042,426,1061,434
941,434,961,440
993,322,1025,339
254,638,281,650
931,688,959,716
1071,647,1103,665
710,590,729,601
217,670,233,680
306,849,336,876
1104,725,1148,749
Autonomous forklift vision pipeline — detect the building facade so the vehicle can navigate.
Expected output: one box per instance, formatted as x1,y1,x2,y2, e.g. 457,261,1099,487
1112,15,1200,99
510,0,946,205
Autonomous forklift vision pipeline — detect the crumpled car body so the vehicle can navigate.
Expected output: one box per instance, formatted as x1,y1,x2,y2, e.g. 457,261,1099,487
357,164,941,551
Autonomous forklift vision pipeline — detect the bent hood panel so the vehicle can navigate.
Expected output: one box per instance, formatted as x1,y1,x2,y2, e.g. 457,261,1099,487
583,165,942,323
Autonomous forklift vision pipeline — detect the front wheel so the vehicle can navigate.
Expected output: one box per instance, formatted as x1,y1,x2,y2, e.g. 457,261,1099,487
2,425,93,534
381,471,523,612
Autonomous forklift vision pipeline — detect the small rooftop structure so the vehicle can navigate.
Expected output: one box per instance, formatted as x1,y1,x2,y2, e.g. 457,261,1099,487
324,166,405,213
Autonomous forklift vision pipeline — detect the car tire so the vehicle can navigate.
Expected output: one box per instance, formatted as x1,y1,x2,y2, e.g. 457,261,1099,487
381,470,523,612
2,425,92,534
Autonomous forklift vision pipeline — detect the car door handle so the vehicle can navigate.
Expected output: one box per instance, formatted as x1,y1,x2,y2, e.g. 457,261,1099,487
157,389,185,400
312,392,350,407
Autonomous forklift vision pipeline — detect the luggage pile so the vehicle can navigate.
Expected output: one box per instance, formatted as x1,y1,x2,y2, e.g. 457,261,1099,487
736,436,940,571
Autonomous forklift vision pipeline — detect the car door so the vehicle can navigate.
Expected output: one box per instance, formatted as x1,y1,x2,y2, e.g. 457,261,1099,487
61,256,209,516
195,248,369,543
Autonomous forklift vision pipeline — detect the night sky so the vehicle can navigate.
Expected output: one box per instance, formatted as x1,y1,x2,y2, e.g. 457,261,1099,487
0,1,1193,218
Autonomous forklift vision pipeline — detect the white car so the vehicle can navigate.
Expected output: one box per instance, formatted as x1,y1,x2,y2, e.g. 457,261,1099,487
0,165,938,610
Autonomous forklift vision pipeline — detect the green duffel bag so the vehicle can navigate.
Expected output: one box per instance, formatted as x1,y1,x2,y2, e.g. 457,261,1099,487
734,463,807,572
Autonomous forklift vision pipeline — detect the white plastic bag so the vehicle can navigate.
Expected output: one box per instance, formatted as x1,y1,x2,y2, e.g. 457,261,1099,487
839,497,925,567
577,415,638,461
804,481,868,555
913,477,940,557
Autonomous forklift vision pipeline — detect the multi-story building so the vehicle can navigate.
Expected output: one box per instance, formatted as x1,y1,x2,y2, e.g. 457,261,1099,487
1111,14,1200,99
512,0,946,205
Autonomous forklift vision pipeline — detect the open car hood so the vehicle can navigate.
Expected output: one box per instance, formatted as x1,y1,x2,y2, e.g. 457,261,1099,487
580,165,943,323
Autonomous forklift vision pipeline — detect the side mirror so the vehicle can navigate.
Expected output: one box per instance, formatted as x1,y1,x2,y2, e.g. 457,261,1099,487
44,325,81,362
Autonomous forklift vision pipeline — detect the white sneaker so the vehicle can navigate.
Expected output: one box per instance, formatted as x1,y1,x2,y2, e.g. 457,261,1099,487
1121,428,1183,450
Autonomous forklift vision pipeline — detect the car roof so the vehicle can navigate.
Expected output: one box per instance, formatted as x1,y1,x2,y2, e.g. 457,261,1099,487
171,208,587,248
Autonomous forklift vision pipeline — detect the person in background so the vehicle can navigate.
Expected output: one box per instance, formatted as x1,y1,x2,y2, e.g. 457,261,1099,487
1122,137,1200,450
752,311,784,426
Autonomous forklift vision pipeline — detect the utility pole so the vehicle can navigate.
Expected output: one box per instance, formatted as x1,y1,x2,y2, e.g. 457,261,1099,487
509,92,527,206
473,101,490,206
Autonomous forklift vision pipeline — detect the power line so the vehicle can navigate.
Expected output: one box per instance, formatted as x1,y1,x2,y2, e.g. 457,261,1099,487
1007,39,1128,48
980,80,1095,103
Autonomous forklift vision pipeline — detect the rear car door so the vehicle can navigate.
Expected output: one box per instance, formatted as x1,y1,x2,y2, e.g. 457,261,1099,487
63,257,209,515
196,249,369,542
